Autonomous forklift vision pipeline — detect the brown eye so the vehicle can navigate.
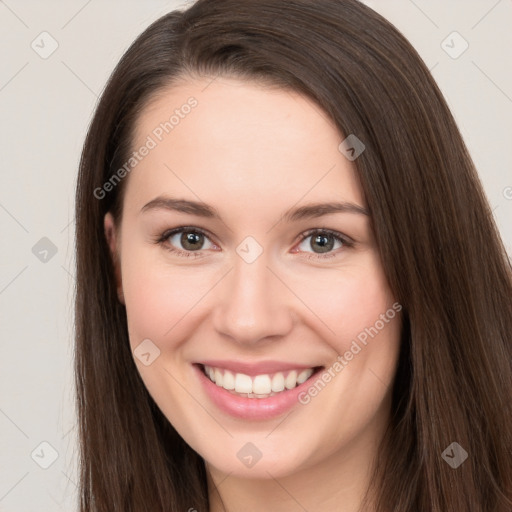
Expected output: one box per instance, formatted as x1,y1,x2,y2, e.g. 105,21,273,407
295,229,351,258
309,233,336,253
159,227,216,256
179,231,205,251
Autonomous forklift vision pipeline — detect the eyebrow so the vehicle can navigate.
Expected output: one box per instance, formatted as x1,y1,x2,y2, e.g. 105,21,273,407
140,196,369,221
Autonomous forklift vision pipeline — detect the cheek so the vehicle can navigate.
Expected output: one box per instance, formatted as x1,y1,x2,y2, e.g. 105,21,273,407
119,252,213,433
292,264,401,463
121,252,209,348
332,273,398,357
289,255,401,412
287,255,397,353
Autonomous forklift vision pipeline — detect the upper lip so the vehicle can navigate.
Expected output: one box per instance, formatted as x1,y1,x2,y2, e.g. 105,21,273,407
196,359,322,376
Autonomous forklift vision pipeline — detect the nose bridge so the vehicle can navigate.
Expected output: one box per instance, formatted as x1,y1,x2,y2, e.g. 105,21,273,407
212,249,293,345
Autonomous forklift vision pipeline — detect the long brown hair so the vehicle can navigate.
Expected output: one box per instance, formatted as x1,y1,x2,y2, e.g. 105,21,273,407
74,0,512,510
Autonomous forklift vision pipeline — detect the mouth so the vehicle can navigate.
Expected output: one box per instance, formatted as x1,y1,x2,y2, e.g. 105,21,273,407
201,364,322,398
193,361,325,420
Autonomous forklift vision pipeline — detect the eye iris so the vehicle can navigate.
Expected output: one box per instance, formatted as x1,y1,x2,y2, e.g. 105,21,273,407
181,231,203,251
311,234,334,253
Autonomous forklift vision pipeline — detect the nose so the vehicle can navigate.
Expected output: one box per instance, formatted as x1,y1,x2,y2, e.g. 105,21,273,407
212,253,294,346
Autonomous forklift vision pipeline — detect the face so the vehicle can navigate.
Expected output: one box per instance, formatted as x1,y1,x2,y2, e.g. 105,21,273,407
104,76,402,481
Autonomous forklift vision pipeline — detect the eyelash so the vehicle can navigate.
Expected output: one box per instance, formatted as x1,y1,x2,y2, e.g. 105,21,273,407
155,226,354,260
155,227,213,259
295,229,354,259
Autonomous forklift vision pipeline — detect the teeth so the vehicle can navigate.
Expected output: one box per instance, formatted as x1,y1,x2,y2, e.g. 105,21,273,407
203,365,316,397
253,375,272,394
271,372,285,392
285,370,298,390
234,373,253,393
223,370,235,390
297,368,314,384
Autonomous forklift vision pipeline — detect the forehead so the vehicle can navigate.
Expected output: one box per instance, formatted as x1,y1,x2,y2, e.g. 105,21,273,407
125,77,364,214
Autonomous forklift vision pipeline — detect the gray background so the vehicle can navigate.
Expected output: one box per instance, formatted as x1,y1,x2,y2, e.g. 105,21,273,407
0,1,511,510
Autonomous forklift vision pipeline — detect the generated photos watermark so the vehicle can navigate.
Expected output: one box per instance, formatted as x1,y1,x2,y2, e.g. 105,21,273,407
94,96,198,200
298,301,402,405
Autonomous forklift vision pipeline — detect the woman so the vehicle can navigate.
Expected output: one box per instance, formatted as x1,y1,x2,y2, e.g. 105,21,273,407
74,0,512,510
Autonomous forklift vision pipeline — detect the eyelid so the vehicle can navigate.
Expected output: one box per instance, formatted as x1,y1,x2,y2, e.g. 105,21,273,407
293,228,354,259
156,226,353,259
156,225,219,256
158,225,217,244
296,228,354,246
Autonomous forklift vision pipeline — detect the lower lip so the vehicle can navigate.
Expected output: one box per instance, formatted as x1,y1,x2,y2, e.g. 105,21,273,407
193,364,322,421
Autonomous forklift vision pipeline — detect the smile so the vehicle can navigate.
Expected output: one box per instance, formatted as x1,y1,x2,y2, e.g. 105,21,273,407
203,365,315,398
194,362,324,420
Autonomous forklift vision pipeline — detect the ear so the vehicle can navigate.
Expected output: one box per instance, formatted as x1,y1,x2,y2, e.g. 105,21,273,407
104,212,125,305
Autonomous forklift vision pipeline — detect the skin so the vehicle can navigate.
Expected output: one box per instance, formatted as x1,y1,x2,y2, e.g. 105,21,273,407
104,76,402,512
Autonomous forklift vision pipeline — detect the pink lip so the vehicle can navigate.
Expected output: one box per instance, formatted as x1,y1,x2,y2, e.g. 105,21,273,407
197,359,316,376
193,363,322,421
